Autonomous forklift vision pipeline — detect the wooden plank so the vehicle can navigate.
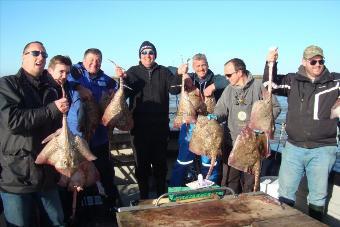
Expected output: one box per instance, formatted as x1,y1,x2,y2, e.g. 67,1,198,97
251,213,327,227
117,194,323,227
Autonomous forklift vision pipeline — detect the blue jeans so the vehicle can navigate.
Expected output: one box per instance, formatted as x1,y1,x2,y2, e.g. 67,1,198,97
0,189,64,227
278,142,337,206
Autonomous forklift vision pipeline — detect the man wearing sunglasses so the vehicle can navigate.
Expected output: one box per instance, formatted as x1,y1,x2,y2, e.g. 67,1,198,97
115,41,182,199
0,41,68,226
214,58,281,194
263,45,339,222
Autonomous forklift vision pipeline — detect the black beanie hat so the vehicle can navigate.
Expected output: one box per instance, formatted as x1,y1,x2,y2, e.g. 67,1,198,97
139,41,157,59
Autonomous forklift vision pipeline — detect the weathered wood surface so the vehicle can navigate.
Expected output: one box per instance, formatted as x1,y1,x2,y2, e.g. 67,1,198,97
117,193,325,227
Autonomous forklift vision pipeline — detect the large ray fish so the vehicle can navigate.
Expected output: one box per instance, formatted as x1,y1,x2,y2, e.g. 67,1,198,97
248,61,275,151
189,115,223,180
228,126,268,191
173,74,198,128
102,77,133,131
35,87,97,178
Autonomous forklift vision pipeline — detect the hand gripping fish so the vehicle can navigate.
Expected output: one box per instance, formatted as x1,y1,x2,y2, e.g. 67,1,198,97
35,86,97,177
189,115,223,180
102,77,133,131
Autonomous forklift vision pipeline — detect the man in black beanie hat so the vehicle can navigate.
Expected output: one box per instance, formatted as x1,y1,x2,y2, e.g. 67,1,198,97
115,40,182,199
139,41,157,59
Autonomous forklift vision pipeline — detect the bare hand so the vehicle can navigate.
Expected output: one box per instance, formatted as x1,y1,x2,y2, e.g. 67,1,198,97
54,97,69,113
115,66,126,78
203,84,215,97
77,85,92,101
267,47,278,62
177,63,189,75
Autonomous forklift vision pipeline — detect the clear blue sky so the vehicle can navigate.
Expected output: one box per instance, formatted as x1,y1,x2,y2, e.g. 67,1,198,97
1,0,339,77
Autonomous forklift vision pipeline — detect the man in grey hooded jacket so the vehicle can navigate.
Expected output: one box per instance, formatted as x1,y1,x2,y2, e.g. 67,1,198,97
214,58,281,193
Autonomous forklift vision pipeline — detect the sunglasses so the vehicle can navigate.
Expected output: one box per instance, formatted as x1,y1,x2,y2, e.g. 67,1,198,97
141,50,154,56
24,51,48,59
308,59,325,66
225,71,237,78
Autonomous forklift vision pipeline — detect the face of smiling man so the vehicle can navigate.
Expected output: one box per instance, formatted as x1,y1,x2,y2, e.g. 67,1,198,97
22,42,47,77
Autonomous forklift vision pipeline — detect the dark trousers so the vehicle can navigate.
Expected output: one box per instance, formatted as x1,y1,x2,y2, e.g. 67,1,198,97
131,134,168,199
91,143,116,204
221,163,255,194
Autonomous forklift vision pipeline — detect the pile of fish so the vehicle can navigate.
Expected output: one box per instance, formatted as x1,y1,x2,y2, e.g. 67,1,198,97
228,62,275,192
189,115,223,180
102,77,133,131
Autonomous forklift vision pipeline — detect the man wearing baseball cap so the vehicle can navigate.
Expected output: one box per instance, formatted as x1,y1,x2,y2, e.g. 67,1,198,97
263,45,339,222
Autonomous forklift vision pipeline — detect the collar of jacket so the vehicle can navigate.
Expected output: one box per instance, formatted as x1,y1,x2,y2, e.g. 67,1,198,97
191,69,214,84
138,61,159,72
296,65,332,84
17,68,50,90
75,62,105,80
230,71,254,90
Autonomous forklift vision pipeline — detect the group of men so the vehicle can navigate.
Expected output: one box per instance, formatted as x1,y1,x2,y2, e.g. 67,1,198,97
0,40,338,226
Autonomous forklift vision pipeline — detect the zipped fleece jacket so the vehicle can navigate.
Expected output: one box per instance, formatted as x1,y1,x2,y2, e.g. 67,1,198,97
187,69,227,100
125,62,182,136
0,69,62,193
263,62,340,148
214,73,281,145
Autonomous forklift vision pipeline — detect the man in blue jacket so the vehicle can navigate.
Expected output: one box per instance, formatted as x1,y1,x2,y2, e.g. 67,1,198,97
264,45,339,221
67,48,118,213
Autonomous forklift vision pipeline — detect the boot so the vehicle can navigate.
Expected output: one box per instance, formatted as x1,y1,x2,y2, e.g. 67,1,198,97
308,204,324,222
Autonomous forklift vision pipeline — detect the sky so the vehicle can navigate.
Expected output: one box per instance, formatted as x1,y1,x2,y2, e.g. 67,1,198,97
1,0,339,77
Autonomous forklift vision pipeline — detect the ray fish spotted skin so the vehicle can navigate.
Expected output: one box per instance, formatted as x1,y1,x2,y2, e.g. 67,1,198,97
173,74,198,128
189,115,223,180
35,86,97,178
102,77,133,131
228,126,268,191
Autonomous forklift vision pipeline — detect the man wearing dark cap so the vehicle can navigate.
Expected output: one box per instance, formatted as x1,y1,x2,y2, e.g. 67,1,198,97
116,41,182,199
263,45,340,222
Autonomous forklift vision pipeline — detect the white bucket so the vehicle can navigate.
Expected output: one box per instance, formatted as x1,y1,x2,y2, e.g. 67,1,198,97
260,176,279,199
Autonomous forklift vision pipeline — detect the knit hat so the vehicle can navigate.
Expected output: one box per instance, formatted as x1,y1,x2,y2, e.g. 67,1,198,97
139,41,157,59
303,45,324,59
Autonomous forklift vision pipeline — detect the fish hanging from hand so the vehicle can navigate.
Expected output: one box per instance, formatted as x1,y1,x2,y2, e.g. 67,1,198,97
102,77,133,131
189,115,223,180
173,74,198,128
35,86,97,178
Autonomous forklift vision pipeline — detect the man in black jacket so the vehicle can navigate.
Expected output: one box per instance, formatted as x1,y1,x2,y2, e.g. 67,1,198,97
0,41,69,226
263,45,339,221
115,41,182,199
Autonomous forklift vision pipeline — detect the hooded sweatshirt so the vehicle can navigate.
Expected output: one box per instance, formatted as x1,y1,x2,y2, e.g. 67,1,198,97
214,73,281,145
